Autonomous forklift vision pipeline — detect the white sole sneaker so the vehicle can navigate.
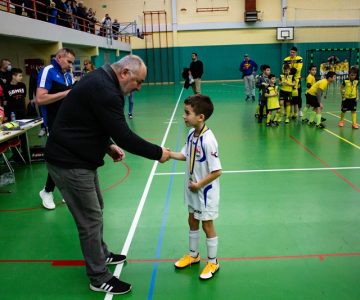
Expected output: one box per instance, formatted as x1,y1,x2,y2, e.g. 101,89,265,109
39,189,56,210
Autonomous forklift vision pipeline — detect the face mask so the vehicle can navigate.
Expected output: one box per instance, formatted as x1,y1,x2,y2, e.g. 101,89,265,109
6,65,12,71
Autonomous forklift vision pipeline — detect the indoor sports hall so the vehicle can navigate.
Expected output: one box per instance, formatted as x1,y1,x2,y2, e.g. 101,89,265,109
0,1,360,299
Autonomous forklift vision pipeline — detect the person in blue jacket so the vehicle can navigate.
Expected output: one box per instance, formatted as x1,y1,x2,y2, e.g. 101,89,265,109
239,54,258,102
36,48,75,210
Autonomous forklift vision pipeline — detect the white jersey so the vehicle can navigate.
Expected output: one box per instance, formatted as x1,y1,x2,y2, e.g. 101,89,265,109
181,127,222,220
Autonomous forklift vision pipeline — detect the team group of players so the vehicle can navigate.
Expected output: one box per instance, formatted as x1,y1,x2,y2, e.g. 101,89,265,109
254,47,359,129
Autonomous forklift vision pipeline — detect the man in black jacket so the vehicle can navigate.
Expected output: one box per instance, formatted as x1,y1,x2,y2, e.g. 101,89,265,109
189,52,203,94
45,55,170,295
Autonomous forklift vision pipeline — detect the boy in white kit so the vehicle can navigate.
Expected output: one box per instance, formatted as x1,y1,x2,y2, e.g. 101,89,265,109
170,94,222,280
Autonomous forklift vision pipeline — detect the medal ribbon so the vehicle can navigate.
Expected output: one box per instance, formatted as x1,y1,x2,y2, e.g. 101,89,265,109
189,124,208,175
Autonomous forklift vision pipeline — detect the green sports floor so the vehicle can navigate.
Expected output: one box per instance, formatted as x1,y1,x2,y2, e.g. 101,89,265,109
1,81,360,300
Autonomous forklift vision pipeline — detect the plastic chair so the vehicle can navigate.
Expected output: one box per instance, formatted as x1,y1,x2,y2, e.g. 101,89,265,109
7,138,26,164
0,143,13,193
0,143,14,173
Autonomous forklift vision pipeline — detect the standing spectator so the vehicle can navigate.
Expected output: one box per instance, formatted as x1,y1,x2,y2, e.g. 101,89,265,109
23,0,34,18
283,46,303,116
11,0,23,16
189,52,203,94
82,59,95,75
3,68,27,121
48,1,58,24
0,59,12,86
87,8,97,34
70,0,78,29
54,0,67,27
112,18,120,40
35,0,48,21
0,59,11,120
239,54,258,102
76,1,87,31
100,13,111,36
36,48,75,209
28,62,47,136
45,55,170,295
3,68,27,161
63,0,74,28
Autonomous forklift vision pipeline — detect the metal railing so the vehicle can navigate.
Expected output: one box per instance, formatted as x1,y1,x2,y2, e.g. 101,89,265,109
0,0,132,43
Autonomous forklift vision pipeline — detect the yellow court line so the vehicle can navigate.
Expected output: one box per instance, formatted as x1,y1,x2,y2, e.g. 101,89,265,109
324,128,360,150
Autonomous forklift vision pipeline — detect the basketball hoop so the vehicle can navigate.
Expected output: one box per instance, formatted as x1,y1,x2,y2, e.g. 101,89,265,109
276,27,294,41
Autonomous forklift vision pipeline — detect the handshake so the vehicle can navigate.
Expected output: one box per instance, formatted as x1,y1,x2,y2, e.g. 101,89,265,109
159,147,171,163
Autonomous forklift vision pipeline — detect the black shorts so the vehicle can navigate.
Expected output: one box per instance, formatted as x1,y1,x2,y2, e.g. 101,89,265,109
306,93,321,108
305,93,312,105
341,98,357,112
291,95,299,105
279,90,292,102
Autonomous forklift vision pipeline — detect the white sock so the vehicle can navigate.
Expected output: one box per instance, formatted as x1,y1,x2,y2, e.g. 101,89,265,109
206,236,218,263
189,230,200,257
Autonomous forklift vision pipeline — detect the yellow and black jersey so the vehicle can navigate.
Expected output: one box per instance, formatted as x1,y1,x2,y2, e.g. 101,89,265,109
292,78,300,97
279,74,294,93
306,74,316,92
342,79,358,99
266,85,280,110
283,55,303,79
307,78,329,96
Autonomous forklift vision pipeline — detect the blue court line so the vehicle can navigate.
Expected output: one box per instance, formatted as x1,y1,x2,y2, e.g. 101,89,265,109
147,121,184,300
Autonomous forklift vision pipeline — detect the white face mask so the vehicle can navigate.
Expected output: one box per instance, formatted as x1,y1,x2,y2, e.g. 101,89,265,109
6,65,12,71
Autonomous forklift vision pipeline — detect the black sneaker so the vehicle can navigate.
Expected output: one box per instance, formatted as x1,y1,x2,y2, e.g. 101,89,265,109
321,117,326,122
245,96,250,101
316,123,325,129
308,121,316,126
128,113,133,119
302,118,309,123
251,96,255,102
90,276,132,295
106,253,127,265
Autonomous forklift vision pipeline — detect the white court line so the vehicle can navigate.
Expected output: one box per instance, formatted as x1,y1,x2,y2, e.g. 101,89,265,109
104,87,184,300
221,83,242,88
326,111,353,124
155,166,360,176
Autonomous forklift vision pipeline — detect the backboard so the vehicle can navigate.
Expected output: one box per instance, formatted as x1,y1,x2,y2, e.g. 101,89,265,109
276,27,294,41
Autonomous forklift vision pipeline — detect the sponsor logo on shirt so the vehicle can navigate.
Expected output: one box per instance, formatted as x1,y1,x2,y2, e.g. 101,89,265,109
211,151,218,158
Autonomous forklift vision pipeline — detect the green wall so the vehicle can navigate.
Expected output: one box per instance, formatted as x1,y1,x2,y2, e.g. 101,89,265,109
133,48,174,84
94,48,118,67
133,42,359,84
